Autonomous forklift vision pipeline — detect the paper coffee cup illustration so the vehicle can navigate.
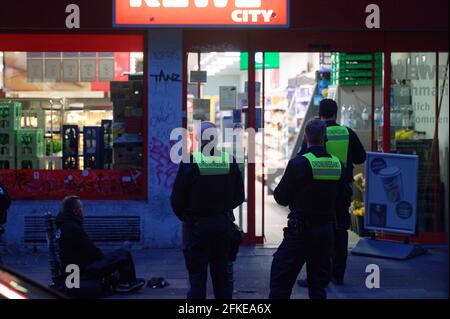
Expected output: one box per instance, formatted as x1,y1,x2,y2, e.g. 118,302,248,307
378,166,403,203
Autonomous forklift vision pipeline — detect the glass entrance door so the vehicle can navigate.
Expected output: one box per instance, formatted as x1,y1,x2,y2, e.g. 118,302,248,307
258,52,383,246
185,51,263,244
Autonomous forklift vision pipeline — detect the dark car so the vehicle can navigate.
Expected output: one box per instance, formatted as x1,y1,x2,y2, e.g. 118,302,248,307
0,265,64,299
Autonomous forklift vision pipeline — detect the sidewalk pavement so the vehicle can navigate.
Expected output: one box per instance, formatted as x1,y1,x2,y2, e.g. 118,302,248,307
2,243,448,299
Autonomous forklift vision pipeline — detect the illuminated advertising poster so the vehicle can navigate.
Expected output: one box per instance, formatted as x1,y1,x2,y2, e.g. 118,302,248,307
114,0,289,27
365,152,419,235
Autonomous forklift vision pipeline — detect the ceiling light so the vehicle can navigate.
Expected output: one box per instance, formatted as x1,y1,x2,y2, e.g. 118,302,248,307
130,52,143,59
224,52,241,57
68,103,84,109
211,60,234,66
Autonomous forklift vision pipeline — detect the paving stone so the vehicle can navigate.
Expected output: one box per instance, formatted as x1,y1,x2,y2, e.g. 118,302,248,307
1,245,448,299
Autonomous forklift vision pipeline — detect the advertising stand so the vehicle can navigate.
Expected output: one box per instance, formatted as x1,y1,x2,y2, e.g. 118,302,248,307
351,152,427,260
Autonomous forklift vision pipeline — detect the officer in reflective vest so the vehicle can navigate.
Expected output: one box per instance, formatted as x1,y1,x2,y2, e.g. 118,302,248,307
171,122,245,300
298,99,367,288
321,99,366,285
270,119,344,300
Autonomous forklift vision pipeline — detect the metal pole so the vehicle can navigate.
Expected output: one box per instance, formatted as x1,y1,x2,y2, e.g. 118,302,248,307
261,52,266,243
382,52,391,153
433,52,441,231
371,53,376,151
247,51,256,243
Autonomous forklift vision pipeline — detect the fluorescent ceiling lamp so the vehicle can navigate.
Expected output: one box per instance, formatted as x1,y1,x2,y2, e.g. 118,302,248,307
200,52,217,65
216,57,239,62
68,103,84,109
224,52,241,57
130,52,143,59
211,60,234,66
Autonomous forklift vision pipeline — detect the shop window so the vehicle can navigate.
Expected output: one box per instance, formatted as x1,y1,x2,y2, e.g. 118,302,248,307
390,52,447,233
0,51,144,172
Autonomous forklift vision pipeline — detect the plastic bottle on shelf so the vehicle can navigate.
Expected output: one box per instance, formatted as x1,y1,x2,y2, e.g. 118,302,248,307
347,105,356,129
374,105,383,150
361,105,369,130
340,105,348,126
391,104,400,128
374,106,382,127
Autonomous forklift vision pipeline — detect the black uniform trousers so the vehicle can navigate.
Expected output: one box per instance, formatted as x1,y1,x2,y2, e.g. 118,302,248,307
183,214,234,300
269,222,334,299
332,184,352,281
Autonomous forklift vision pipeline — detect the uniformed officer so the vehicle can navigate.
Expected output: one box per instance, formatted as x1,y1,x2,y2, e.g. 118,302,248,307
298,99,366,286
269,119,344,300
321,99,367,284
171,122,245,300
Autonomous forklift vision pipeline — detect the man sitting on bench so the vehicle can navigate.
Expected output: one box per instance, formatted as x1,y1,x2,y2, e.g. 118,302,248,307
56,195,145,294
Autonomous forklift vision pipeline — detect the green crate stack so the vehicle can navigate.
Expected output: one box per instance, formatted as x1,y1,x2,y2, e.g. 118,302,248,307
0,101,22,169
15,128,45,169
0,131,16,157
16,157,40,170
0,101,22,131
331,53,383,86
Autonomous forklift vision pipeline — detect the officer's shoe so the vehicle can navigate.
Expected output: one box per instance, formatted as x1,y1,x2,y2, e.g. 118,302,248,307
331,277,344,286
297,279,329,288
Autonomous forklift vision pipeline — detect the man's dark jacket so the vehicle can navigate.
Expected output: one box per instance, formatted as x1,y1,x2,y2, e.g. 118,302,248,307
55,210,103,270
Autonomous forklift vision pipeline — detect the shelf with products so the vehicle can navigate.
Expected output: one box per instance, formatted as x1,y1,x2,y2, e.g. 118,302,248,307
255,81,315,181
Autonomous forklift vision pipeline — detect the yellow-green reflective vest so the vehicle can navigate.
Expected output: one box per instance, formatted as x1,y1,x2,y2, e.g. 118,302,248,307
303,152,342,181
192,151,231,176
326,125,350,167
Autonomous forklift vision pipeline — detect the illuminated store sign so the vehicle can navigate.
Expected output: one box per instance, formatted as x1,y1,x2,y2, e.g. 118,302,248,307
114,0,289,27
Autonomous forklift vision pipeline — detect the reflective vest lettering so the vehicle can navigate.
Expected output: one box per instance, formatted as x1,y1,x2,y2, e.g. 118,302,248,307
192,151,231,176
303,153,342,181
326,125,350,167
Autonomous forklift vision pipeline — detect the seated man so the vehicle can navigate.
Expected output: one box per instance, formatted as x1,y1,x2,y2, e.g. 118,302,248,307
55,195,145,294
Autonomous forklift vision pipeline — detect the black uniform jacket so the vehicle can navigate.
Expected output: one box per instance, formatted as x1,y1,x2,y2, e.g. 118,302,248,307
171,150,245,223
300,120,366,183
274,146,345,224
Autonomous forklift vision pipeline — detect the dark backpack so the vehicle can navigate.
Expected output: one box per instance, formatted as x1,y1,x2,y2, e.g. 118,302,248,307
0,184,11,225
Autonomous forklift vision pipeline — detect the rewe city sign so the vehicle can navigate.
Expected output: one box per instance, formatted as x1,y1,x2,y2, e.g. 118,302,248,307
113,0,289,27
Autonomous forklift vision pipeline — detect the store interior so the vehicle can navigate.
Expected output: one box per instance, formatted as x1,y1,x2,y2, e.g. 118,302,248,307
0,51,145,171
187,51,449,245
0,49,447,245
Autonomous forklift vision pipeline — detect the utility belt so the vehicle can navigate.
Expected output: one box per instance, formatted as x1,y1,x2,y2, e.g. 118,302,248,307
186,210,232,223
287,215,334,234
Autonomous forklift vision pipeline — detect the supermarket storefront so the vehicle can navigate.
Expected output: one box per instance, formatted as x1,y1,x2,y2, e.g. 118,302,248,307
0,0,448,249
